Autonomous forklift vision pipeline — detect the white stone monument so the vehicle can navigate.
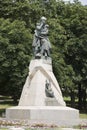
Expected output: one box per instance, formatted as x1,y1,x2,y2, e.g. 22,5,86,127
6,17,79,126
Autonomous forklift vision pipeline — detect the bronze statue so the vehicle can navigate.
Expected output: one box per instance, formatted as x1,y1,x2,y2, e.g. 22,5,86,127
45,80,54,98
32,16,51,59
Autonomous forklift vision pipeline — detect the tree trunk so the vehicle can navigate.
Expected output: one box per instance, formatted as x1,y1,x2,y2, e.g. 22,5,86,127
82,88,86,110
78,83,82,110
70,90,75,108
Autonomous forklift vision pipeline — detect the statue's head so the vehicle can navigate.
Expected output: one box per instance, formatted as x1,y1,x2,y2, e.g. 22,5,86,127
40,16,47,23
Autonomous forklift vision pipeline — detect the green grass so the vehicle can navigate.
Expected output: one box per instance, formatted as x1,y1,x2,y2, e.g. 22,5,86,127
0,128,8,130
80,113,87,119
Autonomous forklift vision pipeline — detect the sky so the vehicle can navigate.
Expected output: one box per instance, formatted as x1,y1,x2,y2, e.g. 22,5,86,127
63,0,87,5
80,0,87,5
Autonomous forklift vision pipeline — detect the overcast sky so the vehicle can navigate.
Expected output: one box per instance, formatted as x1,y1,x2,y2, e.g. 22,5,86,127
81,0,87,5
63,0,87,5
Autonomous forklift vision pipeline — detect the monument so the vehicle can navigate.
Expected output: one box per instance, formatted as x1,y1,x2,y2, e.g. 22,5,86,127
6,17,79,126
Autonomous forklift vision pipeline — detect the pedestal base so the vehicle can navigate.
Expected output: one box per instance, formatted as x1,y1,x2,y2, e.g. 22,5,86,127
6,106,79,126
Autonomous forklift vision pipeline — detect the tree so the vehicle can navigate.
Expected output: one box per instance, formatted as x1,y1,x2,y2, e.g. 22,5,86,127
63,2,87,110
0,18,32,102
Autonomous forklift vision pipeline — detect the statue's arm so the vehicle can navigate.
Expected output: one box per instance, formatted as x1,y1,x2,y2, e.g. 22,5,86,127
41,29,48,35
36,22,44,30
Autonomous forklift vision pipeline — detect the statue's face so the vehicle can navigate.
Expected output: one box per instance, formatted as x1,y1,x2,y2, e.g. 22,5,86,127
41,19,46,24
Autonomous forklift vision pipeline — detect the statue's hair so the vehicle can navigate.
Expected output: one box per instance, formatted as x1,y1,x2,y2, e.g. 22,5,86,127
41,16,47,21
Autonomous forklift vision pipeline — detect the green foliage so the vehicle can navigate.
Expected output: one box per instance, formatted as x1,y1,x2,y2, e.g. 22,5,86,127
0,18,32,101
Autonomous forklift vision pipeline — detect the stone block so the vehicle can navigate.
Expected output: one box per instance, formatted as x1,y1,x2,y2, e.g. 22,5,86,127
6,106,79,126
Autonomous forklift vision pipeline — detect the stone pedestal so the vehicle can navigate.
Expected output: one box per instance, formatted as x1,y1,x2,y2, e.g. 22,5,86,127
6,106,79,126
6,59,79,126
18,59,66,106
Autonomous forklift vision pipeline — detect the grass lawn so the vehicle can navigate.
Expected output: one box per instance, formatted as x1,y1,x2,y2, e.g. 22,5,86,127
0,128,8,130
80,113,87,119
